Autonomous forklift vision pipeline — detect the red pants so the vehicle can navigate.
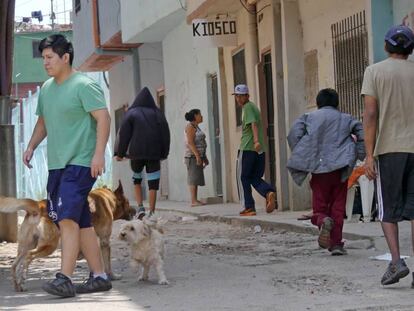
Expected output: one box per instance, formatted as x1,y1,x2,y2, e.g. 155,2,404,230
310,170,347,247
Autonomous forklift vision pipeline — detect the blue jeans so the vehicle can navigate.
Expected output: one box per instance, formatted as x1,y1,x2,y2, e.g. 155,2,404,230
236,150,275,209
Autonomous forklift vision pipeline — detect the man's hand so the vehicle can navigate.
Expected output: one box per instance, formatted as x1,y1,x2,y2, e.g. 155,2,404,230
254,141,261,153
364,156,377,180
203,158,209,168
91,153,105,178
23,147,34,169
115,156,124,162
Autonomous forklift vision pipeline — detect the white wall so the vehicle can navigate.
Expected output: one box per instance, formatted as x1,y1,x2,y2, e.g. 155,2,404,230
393,0,414,24
108,56,137,202
72,0,122,68
121,0,185,43
298,0,367,89
163,21,220,202
98,0,122,44
139,43,165,97
393,0,414,61
72,0,94,68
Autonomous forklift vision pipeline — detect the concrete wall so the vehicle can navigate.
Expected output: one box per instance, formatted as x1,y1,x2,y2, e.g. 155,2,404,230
393,0,414,61
121,0,185,43
98,0,122,44
163,21,221,202
108,56,137,201
371,0,393,63
72,0,121,68
139,43,164,98
298,0,367,89
72,0,95,68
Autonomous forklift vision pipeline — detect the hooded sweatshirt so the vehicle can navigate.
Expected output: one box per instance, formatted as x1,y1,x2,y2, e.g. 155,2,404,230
115,87,170,160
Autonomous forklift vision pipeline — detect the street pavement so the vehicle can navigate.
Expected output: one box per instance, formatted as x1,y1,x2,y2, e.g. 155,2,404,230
1,200,414,311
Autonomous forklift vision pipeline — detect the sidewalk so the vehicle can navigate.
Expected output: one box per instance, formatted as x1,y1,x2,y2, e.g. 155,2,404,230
155,200,412,251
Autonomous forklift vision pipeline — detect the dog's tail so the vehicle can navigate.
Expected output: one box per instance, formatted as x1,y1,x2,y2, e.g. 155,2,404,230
0,196,40,214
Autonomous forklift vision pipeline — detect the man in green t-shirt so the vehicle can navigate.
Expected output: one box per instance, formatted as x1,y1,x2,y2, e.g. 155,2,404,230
23,34,112,297
233,84,276,216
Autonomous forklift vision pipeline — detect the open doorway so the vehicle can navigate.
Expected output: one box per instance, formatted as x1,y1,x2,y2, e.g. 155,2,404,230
258,51,276,188
157,88,168,199
207,74,223,197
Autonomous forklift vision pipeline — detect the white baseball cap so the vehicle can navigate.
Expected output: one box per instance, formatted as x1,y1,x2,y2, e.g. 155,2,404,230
232,84,249,95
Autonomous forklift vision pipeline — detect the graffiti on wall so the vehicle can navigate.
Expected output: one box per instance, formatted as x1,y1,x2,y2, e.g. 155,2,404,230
402,11,414,31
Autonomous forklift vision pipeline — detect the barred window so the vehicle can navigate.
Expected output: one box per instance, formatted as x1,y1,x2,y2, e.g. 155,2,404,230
331,11,369,120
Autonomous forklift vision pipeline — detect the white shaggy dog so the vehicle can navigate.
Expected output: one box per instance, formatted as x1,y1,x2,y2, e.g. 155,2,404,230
118,219,168,285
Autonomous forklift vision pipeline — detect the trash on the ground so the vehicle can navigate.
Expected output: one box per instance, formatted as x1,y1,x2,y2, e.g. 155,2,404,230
369,253,409,261
254,225,262,234
182,216,198,222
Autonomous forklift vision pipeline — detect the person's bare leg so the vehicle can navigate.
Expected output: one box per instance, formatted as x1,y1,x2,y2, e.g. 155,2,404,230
79,227,104,274
381,222,400,263
134,184,143,206
189,185,197,205
149,189,157,213
59,219,80,277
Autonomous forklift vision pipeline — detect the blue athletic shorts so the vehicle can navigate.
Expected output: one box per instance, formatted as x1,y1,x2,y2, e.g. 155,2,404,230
46,165,96,228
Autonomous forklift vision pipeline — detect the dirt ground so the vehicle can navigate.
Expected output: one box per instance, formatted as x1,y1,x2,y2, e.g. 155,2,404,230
1,211,414,311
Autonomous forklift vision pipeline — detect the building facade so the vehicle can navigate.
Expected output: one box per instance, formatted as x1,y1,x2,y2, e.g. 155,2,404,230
72,0,414,211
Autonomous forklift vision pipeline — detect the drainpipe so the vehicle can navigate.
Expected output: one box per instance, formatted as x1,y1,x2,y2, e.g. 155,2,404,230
91,0,141,92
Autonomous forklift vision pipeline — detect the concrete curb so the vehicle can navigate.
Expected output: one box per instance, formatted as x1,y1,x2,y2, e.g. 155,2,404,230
157,207,375,243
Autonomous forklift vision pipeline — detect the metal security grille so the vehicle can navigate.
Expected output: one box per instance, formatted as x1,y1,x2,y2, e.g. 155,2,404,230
331,11,368,120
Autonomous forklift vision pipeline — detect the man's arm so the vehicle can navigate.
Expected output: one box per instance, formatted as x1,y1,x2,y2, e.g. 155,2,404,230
362,95,378,180
23,117,47,168
251,122,261,152
90,109,111,178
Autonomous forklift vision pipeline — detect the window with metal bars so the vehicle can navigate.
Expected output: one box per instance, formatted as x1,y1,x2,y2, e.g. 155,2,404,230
331,10,369,120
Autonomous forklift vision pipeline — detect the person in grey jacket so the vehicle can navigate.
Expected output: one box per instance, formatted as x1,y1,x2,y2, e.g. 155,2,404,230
287,88,365,255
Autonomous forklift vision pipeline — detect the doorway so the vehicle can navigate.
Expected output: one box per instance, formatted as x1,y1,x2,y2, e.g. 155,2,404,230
208,74,223,197
157,88,168,199
259,52,276,188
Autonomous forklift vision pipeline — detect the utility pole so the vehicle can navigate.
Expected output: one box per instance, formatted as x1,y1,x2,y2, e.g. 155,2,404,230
51,0,55,30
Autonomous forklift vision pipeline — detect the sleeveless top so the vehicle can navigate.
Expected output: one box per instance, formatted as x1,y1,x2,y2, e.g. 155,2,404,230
184,123,207,158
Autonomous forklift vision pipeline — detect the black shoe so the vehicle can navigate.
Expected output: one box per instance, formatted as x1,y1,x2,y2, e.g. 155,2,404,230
135,206,146,220
42,273,75,298
381,259,410,285
330,245,348,256
75,273,112,294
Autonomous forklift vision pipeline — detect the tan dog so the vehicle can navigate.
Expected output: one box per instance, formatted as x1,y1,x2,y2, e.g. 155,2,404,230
118,219,168,285
0,181,135,292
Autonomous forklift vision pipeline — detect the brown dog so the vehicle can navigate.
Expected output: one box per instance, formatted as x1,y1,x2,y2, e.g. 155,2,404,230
0,181,135,292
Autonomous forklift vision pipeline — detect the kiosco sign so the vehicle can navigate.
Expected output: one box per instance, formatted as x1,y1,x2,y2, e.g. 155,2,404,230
192,18,238,48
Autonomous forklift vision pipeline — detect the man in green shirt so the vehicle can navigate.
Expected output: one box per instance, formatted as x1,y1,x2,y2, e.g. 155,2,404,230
233,84,276,216
23,34,112,297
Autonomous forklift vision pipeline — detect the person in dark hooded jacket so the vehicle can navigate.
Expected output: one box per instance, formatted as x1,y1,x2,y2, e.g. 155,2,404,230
115,87,170,218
